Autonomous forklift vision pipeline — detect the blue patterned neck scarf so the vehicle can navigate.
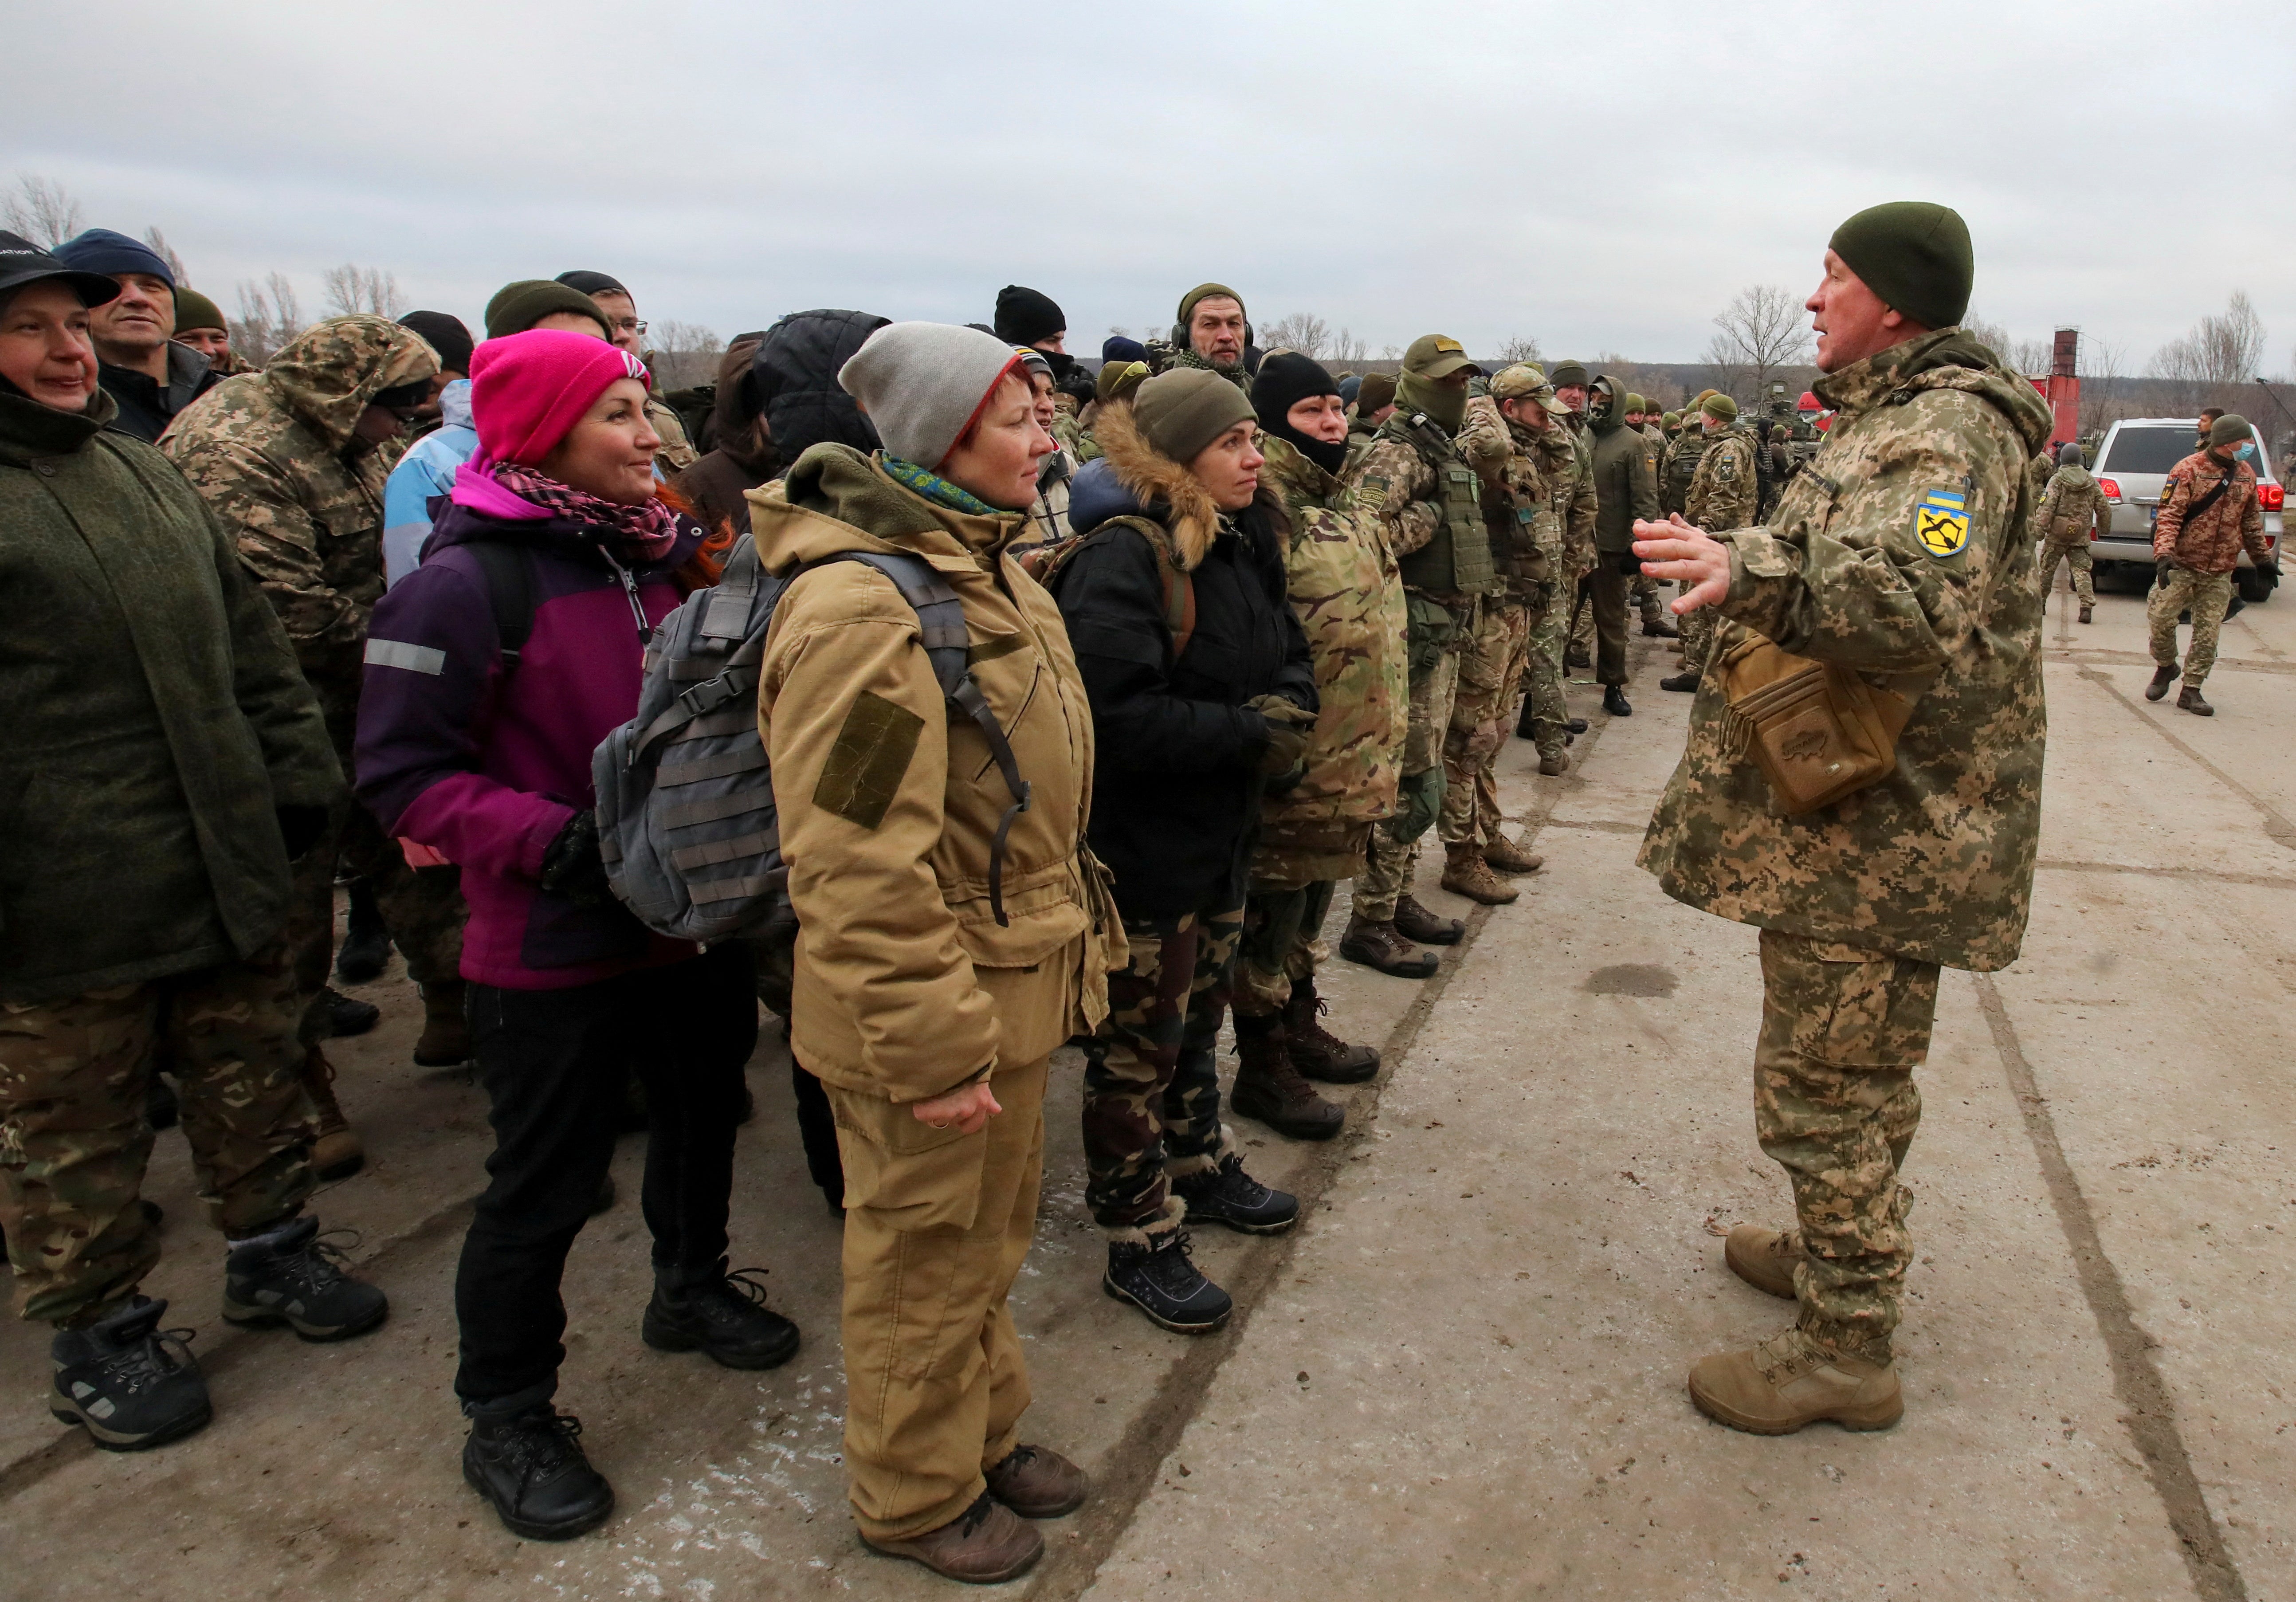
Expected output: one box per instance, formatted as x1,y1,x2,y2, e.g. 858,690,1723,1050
880,455,999,518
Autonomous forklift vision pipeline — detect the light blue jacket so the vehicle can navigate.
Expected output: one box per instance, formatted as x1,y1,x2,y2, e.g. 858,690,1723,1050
382,379,478,587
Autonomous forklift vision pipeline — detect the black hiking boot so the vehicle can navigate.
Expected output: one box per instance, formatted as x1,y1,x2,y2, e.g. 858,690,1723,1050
463,1405,615,1540
1172,1154,1299,1234
334,880,392,983
1393,894,1464,946
2145,664,2179,701
1603,685,1633,717
222,1215,389,1341
1338,914,1438,978
1660,671,1699,692
1103,1230,1231,1333
49,1296,210,1451
325,986,380,1038
642,1266,800,1370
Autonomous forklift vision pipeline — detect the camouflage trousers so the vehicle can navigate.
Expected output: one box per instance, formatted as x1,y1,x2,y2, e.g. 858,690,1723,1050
1441,598,1531,845
1754,929,1939,1361
1081,899,1241,1239
1357,599,1470,922
1678,580,1717,674
1519,576,1571,762
0,938,314,1326
2035,536,2095,609
1234,880,1336,1020
2148,567,2233,688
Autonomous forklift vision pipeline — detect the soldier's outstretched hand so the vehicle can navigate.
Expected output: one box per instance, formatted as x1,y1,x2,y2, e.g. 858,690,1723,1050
1633,514,1731,614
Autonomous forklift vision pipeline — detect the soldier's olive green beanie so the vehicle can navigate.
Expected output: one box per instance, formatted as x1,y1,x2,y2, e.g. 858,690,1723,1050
1132,367,1258,464
1701,393,1739,422
485,279,612,341
1355,372,1396,413
1624,392,1648,414
1662,411,1682,429
2208,413,2254,448
1828,202,1973,331
1546,359,1589,389
1176,283,1245,330
1095,359,1149,405
172,287,227,335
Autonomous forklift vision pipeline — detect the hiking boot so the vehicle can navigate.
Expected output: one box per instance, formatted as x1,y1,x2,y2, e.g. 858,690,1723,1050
1283,978,1378,1082
1515,699,1539,740
1660,671,1699,692
1103,1230,1231,1333
49,1296,210,1451
222,1214,390,1340
1723,1225,1803,1300
1172,1153,1298,1234
985,1444,1088,1518
334,881,391,983
463,1405,615,1540
1441,843,1518,906
325,986,380,1038
642,1266,800,1370
1688,1327,1903,1436
1231,1025,1344,1141
1564,647,1591,669
145,1072,178,1132
413,980,471,1067
299,1046,363,1181
1482,833,1544,875
1603,685,1633,717
1393,894,1464,946
1641,615,1680,638
1338,915,1438,979
2145,664,2178,701
2078,605,2093,624
2178,685,2214,716
1568,717,1588,735
863,1490,1042,1583
1538,750,1571,777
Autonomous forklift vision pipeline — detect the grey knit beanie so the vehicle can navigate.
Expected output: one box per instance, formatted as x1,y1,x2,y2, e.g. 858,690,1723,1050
2058,440,2084,467
1132,367,1258,465
839,322,1024,468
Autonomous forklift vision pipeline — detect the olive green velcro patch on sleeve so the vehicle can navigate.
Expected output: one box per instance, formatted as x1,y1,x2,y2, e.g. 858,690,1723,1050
812,690,925,831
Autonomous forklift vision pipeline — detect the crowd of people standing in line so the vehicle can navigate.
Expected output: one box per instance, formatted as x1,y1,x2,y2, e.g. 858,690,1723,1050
1,196,2277,1584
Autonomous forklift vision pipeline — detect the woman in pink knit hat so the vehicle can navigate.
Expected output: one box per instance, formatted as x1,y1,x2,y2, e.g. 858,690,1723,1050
353,329,792,1543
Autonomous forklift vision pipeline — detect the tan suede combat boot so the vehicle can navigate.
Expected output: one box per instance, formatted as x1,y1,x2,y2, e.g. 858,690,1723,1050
1440,843,1518,905
1723,1224,1803,1299
1537,750,1571,777
863,1492,1043,1583
299,1046,364,1181
1688,1328,1902,1435
1482,833,1544,875
412,980,471,1067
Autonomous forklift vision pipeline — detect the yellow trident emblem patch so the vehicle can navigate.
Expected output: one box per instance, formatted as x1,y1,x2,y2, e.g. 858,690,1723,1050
1915,487,1970,557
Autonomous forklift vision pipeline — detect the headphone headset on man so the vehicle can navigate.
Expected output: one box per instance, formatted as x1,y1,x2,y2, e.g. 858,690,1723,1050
1170,299,1254,354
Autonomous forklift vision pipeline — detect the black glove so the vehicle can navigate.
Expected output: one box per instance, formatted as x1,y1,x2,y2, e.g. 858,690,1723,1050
538,810,613,907
2155,558,2174,589
275,805,329,862
1617,550,1642,576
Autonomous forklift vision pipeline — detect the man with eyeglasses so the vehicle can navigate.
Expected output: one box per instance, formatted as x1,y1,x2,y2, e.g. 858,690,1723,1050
556,269,699,474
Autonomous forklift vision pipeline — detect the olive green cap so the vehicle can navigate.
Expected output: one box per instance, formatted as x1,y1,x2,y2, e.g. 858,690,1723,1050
2208,413,2254,448
1355,372,1396,412
1095,359,1148,404
1828,201,1973,331
1177,282,1245,328
1489,363,1570,413
1661,411,1681,428
1546,359,1588,388
485,278,612,340
172,287,227,334
1701,393,1739,422
1624,392,1648,414
1402,334,1479,379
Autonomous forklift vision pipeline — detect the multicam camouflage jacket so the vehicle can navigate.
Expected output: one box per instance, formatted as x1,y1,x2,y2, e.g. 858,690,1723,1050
1659,426,1708,519
1685,421,1758,533
2029,463,2109,547
1251,434,1409,885
1457,396,1564,598
1558,413,1599,576
1639,328,2056,970
162,315,438,693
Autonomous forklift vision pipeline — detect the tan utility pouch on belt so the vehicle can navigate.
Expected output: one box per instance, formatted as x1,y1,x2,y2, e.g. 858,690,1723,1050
1718,637,1925,815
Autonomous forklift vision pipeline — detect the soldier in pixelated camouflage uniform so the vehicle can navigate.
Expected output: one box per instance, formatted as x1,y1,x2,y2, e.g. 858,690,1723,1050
1660,392,1758,692
1635,203,2052,1435
2030,441,2107,622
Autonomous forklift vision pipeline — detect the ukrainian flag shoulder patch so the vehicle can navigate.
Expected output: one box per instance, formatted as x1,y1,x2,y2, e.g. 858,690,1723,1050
1915,486,1970,557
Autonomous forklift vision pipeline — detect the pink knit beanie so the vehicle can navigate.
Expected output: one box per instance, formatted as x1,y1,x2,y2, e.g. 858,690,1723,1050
468,329,647,466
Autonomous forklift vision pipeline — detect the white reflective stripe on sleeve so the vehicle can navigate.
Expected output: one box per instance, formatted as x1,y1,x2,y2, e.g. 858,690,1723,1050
364,638,447,675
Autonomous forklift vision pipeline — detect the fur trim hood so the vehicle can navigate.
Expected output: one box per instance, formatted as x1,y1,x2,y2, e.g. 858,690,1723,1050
1076,397,1224,571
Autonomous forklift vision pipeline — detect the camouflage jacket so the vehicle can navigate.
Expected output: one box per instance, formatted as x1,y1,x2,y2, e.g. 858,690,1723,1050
1639,328,2055,970
1345,412,1450,563
2153,451,2267,574
2029,463,2109,547
645,394,700,475
1252,435,1409,883
1685,422,1758,533
162,315,438,693
1458,396,1564,597
1558,414,1598,574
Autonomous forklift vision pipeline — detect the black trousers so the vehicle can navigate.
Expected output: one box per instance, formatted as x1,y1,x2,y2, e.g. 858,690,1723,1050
454,943,757,1413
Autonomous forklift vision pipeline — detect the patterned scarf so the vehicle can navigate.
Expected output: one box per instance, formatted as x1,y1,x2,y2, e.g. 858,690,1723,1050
489,460,679,560
881,455,999,518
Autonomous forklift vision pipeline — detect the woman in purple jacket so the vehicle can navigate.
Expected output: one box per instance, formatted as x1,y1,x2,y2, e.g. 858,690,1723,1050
354,330,791,1542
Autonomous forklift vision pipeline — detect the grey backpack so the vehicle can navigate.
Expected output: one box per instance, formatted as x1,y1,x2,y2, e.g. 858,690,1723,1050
592,534,1031,945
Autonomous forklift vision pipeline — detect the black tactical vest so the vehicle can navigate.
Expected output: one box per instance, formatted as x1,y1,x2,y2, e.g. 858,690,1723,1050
1384,412,1496,596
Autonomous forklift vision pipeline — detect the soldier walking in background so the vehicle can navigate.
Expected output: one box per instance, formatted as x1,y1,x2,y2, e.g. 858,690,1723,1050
1635,201,2052,1435
2146,414,2274,715
1662,392,1756,692
2032,441,2108,624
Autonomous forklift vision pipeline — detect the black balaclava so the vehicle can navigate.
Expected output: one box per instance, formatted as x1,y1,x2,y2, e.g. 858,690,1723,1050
1251,351,1346,475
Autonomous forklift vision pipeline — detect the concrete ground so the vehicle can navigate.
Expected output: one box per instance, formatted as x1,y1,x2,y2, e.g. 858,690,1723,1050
3,560,2290,1600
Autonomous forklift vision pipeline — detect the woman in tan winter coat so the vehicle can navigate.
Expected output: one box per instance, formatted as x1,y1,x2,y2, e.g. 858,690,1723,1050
750,322,1113,1586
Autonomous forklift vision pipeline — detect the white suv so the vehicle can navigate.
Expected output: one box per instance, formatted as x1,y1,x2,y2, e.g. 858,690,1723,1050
2090,418,2283,601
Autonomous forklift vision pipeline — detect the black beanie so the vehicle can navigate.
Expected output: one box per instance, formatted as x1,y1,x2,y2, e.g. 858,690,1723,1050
1252,351,1346,475
397,310,474,376
554,269,628,298
1828,202,1974,332
993,284,1065,347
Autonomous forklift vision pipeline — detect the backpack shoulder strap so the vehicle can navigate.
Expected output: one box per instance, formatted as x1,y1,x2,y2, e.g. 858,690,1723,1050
465,540,538,669
1075,514,1197,662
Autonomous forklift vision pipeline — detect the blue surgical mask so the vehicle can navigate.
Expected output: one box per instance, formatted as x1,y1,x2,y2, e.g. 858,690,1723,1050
2236,442,2257,462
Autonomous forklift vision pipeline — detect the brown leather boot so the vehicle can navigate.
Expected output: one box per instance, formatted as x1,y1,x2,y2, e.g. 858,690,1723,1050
2178,684,2214,716
1338,915,1438,979
863,1492,1043,1583
300,1046,363,1181
413,980,471,1067
1688,1328,1902,1435
1228,1023,1343,1140
1441,844,1518,906
1393,894,1464,946
2078,604,2093,624
1482,833,1544,874
1283,978,1378,1083
1723,1224,1803,1299
985,1444,1088,1517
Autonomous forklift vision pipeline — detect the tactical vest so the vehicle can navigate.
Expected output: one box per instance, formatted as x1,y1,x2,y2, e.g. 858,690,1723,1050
1664,434,1707,516
1384,412,1496,596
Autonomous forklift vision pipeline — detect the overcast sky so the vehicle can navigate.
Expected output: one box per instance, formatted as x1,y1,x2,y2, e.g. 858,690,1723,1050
10,0,2294,373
